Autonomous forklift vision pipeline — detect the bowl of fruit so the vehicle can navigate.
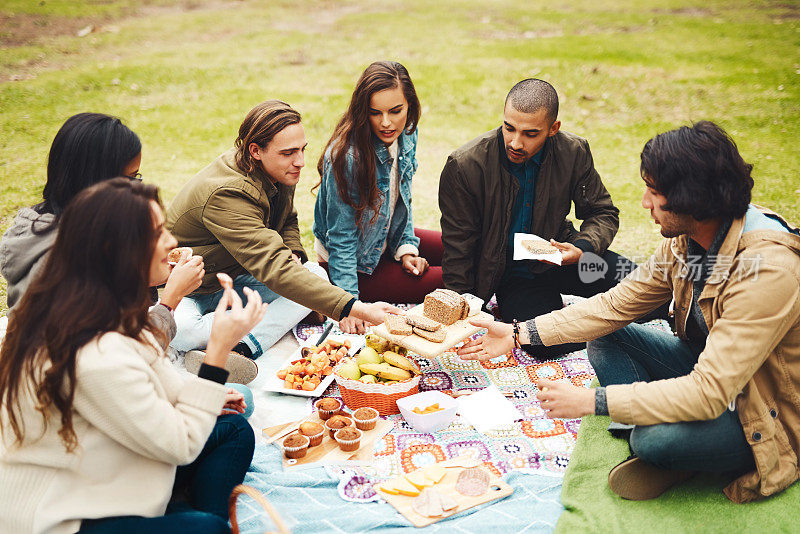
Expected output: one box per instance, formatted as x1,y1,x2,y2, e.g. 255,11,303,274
333,333,421,415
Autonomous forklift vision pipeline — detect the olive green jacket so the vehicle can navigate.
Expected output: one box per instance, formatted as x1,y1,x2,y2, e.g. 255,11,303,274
166,148,353,320
536,207,800,502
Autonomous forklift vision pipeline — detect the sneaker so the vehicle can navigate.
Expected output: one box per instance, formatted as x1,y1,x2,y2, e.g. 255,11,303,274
184,350,258,385
607,456,694,500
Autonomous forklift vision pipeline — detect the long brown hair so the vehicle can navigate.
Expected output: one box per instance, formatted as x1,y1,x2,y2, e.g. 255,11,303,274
235,100,301,179
0,178,166,452
315,61,420,225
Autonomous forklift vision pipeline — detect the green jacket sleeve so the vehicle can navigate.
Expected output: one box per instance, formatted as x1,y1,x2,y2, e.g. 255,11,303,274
279,204,308,263
202,187,352,319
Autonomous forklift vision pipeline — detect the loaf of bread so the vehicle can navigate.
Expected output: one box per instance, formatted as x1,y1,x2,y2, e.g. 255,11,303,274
423,289,468,326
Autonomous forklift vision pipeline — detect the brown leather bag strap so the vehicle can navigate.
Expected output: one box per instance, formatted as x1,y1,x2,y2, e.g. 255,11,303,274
228,484,291,534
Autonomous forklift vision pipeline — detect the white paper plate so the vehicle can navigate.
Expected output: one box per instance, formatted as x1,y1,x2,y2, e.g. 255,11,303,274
512,233,562,265
262,335,365,397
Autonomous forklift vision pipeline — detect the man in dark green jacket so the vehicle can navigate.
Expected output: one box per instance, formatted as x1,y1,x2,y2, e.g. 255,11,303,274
440,79,648,359
168,100,394,361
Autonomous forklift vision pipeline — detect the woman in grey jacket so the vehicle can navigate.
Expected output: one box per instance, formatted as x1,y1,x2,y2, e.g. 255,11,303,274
0,113,202,343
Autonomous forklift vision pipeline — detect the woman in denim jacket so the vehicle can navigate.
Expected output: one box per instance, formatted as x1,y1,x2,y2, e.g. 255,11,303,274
314,61,444,333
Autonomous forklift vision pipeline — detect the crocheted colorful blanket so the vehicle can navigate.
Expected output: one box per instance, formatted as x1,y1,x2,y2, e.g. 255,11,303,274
293,318,595,482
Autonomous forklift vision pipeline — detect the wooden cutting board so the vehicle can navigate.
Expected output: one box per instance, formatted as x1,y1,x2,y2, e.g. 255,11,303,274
379,458,513,527
263,416,393,469
372,303,492,358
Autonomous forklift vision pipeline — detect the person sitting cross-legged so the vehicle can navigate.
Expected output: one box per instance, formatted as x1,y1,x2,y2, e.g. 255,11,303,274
0,178,265,533
459,121,800,503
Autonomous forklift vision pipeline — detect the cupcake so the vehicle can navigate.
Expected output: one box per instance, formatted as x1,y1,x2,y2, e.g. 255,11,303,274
325,415,353,438
353,407,379,431
334,427,362,452
282,433,310,459
315,397,343,420
299,422,325,447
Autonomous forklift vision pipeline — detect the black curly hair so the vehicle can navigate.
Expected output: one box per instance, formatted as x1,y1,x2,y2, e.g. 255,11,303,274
640,121,754,221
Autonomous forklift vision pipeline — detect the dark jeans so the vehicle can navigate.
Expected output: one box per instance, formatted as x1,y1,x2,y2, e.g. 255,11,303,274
498,249,668,360
79,414,255,534
588,323,755,473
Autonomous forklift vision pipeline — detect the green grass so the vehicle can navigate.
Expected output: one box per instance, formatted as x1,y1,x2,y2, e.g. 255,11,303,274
2,0,799,312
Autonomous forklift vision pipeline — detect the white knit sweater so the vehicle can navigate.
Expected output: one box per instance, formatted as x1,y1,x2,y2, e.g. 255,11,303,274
0,332,227,533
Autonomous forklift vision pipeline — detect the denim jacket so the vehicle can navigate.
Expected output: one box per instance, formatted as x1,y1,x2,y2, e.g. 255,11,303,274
314,129,420,298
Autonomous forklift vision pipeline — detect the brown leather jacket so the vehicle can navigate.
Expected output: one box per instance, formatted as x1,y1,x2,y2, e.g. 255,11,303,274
439,128,619,301
167,148,353,320
536,206,800,502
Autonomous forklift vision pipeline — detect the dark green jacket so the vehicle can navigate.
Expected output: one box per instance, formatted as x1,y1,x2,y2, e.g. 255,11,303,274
167,148,353,320
439,128,620,301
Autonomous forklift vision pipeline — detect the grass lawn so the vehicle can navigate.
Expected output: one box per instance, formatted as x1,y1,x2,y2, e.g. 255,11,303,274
1,0,799,313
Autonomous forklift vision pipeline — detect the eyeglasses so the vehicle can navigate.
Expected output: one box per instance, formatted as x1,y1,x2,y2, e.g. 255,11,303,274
127,172,143,181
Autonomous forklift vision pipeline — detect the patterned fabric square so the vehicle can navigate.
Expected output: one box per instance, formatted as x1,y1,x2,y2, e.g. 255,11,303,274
479,352,519,369
525,362,567,383
491,437,534,459
570,373,595,388
560,357,595,377
486,366,531,388
445,440,491,462
373,434,396,456
418,371,453,391
411,355,441,373
521,419,568,439
451,370,491,389
511,347,536,365
396,433,435,450
400,444,446,472
439,352,483,371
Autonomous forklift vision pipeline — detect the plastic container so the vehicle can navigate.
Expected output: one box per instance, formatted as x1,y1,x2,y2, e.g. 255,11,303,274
396,390,458,433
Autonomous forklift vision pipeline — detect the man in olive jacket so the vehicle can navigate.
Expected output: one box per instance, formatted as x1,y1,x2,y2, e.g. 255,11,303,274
440,79,638,359
168,101,392,359
460,121,800,503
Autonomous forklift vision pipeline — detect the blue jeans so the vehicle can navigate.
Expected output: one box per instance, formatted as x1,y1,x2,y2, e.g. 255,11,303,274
588,323,755,473
79,414,254,534
171,262,329,358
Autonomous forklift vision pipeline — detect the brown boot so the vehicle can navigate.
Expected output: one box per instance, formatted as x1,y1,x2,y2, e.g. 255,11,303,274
608,456,694,500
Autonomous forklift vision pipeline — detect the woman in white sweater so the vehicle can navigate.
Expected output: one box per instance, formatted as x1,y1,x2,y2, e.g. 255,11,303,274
0,178,266,534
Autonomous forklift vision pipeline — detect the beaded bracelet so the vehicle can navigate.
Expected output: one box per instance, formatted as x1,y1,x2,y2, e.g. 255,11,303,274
512,319,521,349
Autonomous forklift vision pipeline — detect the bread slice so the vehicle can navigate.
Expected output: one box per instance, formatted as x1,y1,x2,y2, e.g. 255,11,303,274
413,326,446,343
385,314,412,336
405,315,441,332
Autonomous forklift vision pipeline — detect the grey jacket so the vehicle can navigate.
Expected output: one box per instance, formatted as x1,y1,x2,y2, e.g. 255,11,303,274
0,207,176,345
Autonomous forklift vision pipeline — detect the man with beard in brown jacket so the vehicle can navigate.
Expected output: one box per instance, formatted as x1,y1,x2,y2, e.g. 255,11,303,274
459,121,800,503
440,78,661,360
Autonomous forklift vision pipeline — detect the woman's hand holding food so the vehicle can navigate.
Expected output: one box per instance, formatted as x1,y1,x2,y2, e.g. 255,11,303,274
160,251,204,309
205,287,267,368
339,315,369,335
457,316,517,361
221,388,247,415
401,254,429,276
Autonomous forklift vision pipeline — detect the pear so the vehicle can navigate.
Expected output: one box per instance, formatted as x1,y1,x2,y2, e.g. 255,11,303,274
360,374,378,384
337,357,361,380
365,334,390,353
357,346,383,367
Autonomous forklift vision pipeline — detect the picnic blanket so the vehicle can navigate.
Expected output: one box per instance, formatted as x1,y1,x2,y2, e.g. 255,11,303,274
557,402,800,532
293,321,593,479
233,443,564,533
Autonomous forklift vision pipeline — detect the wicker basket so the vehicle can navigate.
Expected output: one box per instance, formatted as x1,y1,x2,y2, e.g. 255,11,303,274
333,357,420,415
229,484,290,534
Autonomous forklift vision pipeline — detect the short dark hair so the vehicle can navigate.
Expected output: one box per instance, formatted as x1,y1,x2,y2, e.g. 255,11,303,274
640,121,754,221
42,112,141,218
505,79,559,124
